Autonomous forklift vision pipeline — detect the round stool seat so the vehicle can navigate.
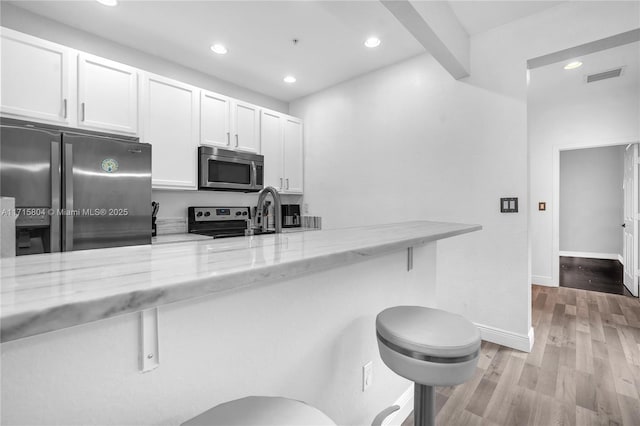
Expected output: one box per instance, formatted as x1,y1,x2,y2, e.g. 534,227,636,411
376,306,481,387
182,396,336,426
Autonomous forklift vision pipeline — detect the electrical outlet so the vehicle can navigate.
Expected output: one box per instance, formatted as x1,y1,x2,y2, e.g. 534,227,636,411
362,361,373,392
303,203,309,214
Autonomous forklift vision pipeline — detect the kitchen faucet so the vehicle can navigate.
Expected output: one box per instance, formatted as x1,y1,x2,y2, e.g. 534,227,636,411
254,186,282,234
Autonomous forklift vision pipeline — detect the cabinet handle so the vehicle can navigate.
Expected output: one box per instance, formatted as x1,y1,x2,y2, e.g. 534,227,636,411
226,132,230,146
286,178,289,190
63,99,67,118
81,103,86,122
235,134,239,147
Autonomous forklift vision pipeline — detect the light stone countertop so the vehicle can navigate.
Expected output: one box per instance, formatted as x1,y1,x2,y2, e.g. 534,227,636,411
0,221,481,343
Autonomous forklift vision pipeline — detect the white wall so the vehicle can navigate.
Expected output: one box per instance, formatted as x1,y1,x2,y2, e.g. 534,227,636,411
560,146,625,256
1,243,436,426
290,1,640,346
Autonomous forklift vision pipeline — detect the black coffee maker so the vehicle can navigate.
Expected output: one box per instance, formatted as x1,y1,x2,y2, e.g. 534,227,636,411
281,204,301,228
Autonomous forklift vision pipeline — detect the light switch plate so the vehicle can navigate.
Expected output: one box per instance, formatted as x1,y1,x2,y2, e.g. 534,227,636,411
500,197,518,213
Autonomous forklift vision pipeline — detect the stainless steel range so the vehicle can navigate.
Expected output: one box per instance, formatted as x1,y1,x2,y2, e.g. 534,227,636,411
187,206,251,238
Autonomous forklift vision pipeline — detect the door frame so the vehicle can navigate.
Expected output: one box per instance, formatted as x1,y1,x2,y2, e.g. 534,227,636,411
551,137,638,288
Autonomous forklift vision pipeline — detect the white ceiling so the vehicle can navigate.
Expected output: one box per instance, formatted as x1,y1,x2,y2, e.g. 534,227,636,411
528,41,640,102
8,0,567,103
449,1,565,36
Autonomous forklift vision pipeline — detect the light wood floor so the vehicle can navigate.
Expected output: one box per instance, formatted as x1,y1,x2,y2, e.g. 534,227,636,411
402,285,640,426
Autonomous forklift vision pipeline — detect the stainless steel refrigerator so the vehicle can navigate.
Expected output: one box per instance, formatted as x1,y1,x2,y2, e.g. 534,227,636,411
0,119,151,255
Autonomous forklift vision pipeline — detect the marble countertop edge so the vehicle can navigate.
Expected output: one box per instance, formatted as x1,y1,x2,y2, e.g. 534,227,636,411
1,221,481,343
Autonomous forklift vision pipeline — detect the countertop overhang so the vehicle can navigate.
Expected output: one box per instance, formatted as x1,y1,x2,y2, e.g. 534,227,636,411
0,221,481,343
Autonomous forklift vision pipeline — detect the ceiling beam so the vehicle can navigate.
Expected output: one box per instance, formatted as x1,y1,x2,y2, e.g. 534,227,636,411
527,28,640,70
381,0,470,79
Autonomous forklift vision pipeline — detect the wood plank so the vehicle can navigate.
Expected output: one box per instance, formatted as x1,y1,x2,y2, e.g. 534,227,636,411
617,393,640,426
536,344,560,397
617,326,640,367
576,405,600,425
517,363,539,391
576,370,597,412
465,378,498,417
592,356,623,424
555,365,577,425
608,347,639,400
484,356,525,424
576,330,594,374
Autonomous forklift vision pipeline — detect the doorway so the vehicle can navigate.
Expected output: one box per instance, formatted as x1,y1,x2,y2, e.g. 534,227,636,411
557,144,634,296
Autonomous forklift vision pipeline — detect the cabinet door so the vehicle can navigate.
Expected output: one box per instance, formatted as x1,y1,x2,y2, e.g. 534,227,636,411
78,54,138,134
1,29,70,125
144,74,198,189
260,110,284,191
200,90,231,148
283,117,303,193
232,101,260,153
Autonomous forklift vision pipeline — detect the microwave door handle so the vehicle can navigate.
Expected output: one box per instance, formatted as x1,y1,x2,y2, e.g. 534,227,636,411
63,143,74,251
252,162,257,188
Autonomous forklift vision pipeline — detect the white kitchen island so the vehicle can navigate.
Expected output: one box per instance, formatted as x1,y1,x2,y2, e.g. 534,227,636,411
1,221,480,425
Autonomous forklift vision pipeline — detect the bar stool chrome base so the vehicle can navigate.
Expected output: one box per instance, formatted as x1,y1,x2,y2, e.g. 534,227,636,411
414,384,435,426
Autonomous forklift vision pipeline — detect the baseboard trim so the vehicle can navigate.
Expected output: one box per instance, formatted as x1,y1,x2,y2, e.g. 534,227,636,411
531,275,555,286
559,251,620,261
382,385,413,426
474,323,534,353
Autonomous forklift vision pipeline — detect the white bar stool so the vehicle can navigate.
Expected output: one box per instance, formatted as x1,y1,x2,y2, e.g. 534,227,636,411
181,396,336,426
376,306,481,426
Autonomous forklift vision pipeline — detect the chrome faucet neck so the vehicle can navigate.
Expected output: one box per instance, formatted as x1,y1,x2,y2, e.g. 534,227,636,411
256,186,282,233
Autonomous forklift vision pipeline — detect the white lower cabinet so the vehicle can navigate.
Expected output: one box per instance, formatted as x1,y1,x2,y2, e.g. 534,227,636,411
143,74,199,190
77,54,138,134
1,28,71,125
260,110,303,194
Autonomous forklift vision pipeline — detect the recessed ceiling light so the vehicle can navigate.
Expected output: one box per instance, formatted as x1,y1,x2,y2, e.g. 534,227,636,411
210,44,228,55
564,61,583,70
96,0,118,6
283,75,297,84
364,37,381,48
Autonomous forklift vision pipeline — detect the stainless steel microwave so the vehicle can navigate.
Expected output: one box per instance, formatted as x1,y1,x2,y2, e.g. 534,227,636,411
198,146,264,192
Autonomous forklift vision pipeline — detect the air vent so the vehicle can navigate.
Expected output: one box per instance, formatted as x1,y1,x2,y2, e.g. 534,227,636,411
586,67,623,83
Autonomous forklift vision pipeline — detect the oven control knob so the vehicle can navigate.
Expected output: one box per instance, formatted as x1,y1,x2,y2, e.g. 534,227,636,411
235,211,242,216
242,211,248,216
196,212,203,217
204,211,211,217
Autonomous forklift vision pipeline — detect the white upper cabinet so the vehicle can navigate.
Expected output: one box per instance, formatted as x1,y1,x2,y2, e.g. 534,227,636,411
261,110,284,190
232,101,260,153
143,74,199,190
77,54,138,134
260,110,304,194
283,117,303,194
1,28,71,125
200,90,231,148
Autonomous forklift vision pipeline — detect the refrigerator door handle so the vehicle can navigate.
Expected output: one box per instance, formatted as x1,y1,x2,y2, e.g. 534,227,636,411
63,143,74,251
50,141,61,252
